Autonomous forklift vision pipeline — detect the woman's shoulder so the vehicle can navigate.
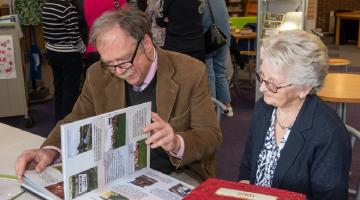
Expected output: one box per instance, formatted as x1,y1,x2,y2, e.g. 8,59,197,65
310,96,347,137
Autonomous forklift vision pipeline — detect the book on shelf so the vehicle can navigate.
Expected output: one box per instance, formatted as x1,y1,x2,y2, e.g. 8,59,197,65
21,102,193,200
184,178,306,200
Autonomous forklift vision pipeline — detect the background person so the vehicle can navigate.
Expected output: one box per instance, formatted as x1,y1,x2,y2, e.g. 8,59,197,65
156,0,206,62
238,30,351,199
42,0,86,122
202,0,233,117
16,7,221,186
83,0,127,68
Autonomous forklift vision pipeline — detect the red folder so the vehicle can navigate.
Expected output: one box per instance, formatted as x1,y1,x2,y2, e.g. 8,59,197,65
184,178,306,200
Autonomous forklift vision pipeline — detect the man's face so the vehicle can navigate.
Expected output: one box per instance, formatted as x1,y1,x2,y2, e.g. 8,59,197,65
96,27,152,86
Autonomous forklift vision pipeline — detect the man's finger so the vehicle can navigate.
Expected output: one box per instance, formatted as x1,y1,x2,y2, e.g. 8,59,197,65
15,150,36,180
143,121,161,133
35,156,52,173
151,112,163,122
145,129,166,145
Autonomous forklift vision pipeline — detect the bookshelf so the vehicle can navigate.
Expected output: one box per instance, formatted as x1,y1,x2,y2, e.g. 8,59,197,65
226,0,244,17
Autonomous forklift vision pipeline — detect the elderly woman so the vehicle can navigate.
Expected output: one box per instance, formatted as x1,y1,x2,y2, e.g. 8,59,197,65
238,30,351,199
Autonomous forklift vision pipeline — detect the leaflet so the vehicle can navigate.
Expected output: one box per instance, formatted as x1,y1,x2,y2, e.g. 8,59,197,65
21,102,193,200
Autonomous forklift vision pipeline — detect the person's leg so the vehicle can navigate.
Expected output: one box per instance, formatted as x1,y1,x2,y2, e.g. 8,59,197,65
225,48,234,82
47,50,63,122
61,52,82,120
213,46,232,115
205,53,216,98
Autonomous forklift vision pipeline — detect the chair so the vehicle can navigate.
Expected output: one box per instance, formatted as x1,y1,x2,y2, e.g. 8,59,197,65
239,50,256,83
346,125,360,200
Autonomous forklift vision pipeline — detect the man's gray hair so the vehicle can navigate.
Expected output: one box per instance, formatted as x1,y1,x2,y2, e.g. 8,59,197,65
90,6,152,49
261,30,329,94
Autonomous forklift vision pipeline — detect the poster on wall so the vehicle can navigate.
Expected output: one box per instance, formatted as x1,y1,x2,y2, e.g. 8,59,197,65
0,35,16,79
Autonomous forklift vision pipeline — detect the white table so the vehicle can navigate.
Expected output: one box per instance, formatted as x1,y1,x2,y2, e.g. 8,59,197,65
0,123,45,200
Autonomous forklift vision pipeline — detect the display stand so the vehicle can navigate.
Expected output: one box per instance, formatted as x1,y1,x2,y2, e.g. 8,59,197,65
255,0,307,101
0,21,33,127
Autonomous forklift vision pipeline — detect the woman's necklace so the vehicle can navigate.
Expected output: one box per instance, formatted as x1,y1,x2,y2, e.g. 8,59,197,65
275,111,295,130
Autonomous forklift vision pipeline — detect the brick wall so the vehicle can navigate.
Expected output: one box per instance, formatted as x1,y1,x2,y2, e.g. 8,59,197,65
317,0,360,32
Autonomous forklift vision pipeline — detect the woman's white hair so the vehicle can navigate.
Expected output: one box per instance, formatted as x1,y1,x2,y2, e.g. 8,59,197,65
261,30,329,94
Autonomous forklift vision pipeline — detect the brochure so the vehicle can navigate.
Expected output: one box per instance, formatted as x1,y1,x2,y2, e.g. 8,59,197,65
21,102,193,200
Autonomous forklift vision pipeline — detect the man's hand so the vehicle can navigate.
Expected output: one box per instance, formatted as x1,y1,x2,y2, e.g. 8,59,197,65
144,112,181,153
15,149,58,181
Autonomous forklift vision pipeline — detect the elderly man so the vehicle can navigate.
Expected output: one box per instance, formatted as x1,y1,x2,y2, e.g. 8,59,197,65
15,7,221,185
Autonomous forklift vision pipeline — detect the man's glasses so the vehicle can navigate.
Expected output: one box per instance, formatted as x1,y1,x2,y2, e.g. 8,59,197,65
101,40,141,71
255,72,292,93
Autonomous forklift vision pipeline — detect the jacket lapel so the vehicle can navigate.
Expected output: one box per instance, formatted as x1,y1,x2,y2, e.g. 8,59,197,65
272,96,318,188
103,69,126,112
155,48,179,122
251,101,274,181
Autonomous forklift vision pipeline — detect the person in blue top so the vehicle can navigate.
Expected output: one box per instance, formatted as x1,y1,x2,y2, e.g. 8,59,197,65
202,0,233,116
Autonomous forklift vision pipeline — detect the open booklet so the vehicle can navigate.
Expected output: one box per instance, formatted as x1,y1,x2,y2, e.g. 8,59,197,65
21,102,193,200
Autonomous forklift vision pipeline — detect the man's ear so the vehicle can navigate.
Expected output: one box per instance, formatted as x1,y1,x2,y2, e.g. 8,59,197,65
142,34,153,53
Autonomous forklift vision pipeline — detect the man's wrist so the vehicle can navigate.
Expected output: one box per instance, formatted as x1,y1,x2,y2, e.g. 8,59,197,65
172,134,181,153
42,146,61,163
46,148,59,158
169,135,184,158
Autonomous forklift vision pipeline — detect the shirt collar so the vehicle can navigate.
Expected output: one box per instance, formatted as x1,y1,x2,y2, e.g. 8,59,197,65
133,47,157,92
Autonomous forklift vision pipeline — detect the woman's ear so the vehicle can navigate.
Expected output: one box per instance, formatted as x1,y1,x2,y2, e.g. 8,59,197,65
299,84,313,98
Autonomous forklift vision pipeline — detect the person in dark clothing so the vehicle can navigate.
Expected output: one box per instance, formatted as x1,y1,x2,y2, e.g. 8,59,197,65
156,0,206,62
238,30,351,200
42,0,86,122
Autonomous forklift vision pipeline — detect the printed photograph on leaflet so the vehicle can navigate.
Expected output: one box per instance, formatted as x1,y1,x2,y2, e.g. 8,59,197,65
169,183,192,197
130,175,158,187
42,165,64,199
68,124,93,158
69,167,98,199
133,139,147,172
99,190,129,200
22,164,64,200
107,113,126,150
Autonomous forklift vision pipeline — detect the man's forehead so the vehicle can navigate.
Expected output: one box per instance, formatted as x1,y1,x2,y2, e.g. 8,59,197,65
97,28,136,62
97,27,134,46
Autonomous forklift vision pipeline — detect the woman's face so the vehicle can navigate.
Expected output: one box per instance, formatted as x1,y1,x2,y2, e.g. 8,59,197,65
259,59,307,109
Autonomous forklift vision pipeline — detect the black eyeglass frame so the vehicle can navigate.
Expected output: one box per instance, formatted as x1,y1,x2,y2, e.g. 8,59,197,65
101,40,141,70
255,71,292,93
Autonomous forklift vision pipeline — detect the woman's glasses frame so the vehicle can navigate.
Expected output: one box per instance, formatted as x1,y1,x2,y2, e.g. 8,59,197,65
255,72,292,93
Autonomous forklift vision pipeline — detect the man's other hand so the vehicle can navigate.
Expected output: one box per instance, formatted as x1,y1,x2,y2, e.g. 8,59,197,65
144,112,181,153
15,149,58,181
